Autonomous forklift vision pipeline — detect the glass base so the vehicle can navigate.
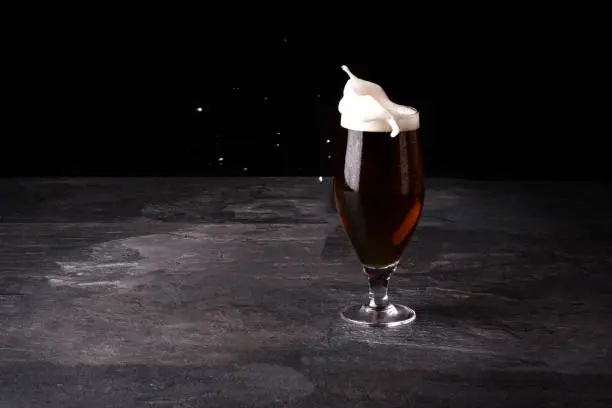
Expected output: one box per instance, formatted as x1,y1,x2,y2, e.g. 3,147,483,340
341,303,416,327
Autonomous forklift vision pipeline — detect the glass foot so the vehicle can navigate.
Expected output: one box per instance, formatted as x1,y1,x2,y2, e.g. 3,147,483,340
341,303,416,327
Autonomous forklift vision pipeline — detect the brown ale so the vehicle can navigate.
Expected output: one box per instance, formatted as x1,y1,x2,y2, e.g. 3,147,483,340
333,128,424,268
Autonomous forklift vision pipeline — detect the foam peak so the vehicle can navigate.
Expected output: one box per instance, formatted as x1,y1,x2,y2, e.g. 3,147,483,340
338,66,419,136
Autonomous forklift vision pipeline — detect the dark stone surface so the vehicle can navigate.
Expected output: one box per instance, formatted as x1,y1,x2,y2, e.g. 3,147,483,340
1,177,611,407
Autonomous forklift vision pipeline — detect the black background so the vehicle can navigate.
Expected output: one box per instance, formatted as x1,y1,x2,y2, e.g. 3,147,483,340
5,62,608,180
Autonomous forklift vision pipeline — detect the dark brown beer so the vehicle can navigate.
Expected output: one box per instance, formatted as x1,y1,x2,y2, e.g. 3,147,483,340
333,129,424,268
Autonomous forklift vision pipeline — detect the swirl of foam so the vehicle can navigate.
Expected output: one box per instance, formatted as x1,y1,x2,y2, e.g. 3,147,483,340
338,65,419,137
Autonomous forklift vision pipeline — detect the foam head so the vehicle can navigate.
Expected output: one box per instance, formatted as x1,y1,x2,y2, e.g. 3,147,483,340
338,65,419,137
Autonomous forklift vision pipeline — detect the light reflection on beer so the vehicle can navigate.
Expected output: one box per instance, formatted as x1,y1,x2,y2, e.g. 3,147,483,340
344,129,363,192
392,200,422,245
398,132,409,196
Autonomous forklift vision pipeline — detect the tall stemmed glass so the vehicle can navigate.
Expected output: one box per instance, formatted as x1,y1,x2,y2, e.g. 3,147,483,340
333,115,424,326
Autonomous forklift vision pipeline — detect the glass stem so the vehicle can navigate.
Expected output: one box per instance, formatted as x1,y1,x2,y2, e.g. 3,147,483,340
363,264,396,311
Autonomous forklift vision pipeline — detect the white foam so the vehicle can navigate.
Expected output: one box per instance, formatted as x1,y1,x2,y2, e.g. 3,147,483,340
338,65,419,136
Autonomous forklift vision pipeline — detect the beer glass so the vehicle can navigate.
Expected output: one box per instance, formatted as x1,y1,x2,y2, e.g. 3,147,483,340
333,119,424,326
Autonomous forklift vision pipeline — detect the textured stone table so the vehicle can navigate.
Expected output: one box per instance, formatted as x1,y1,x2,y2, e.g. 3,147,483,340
1,177,611,407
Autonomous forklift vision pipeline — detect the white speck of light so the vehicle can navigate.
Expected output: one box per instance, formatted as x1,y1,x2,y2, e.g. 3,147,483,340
326,139,330,143
196,107,203,112
318,176,323,182
283,38,288,43
276,132,281,136
263,96,268,100
328,155,331,159
243,167,248,171
276,144,280,147
218,157,224,161
316,94,320,98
